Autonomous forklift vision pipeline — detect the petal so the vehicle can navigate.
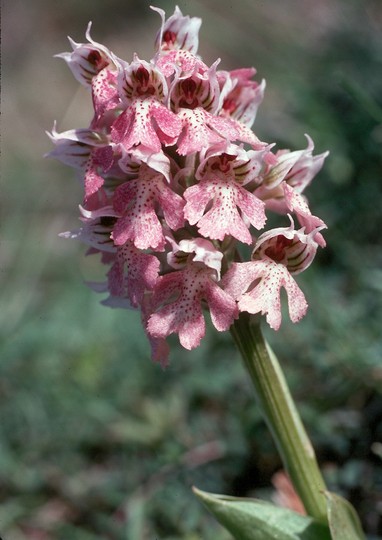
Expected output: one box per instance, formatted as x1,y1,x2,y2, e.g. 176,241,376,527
167,237,223,277
263,149,306,189
156,183,185,231
151,101,183,144
46,139,90,169
112,212,165,250
84,160,104,201
224,260,308,330
112,99,181,153
128,146,171,182
176,108,222,155
205,281,238,331
112,178,165,249
147,265,230,351
108,243,160,307
184,172,265,243
220,72,265,128
235,185,266,230
91,68,120,121
222,261,260,300
156,49,206,78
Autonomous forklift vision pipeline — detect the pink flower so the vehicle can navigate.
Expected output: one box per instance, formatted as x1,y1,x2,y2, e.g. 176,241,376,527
252,219,323,275
217,68,267,149
169,62,241,155
111,59,182,152
219,68,265,127
259,135,328,192
184,145,266,243
224,259,308,330
222,221,323,329
111,164,185,250
147,257,238,350
255,136,328,245
146,238,237,350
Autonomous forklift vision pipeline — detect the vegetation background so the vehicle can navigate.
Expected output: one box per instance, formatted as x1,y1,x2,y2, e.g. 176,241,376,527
2,0,382,538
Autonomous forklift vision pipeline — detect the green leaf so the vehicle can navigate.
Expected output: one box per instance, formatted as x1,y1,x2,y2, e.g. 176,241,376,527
193,487,331,540
325,491,366,540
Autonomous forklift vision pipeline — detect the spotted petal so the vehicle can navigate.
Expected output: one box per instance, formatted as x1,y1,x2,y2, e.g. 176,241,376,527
147,264,237,350
222,260,308,330
184,171,266,243
112,165,185,250
176,108,239,155
91,68,120,125
111,97,182,153
107,242,160,307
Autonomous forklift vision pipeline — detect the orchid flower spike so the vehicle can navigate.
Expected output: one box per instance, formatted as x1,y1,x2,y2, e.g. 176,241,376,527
49,6,328,365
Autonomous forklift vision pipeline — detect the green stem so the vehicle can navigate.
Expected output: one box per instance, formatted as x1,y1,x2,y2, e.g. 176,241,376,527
230,313,328,524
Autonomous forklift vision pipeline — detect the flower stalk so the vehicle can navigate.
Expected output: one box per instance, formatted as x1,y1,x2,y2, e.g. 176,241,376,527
231,313,328,524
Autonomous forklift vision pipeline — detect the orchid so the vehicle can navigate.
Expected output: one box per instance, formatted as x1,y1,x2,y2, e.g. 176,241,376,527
48,6,328,366
49,7,368,539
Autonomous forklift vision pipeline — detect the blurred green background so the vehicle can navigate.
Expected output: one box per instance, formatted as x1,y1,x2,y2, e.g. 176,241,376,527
2,0,382,538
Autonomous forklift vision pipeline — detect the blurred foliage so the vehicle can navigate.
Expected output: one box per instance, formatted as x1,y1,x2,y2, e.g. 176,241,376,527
2,0,382,538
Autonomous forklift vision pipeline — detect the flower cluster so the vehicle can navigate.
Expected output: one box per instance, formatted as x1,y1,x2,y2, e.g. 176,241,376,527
48,6,328,365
